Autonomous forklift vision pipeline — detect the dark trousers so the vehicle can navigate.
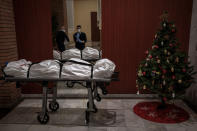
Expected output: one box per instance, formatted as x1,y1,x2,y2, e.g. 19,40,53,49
75,42,85,50
57,42,65,52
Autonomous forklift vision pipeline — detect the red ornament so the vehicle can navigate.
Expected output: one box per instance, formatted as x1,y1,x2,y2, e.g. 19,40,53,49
182,68,186,72
145,50,149,55
169,43,173,47
155,45,159,49
172,29,176,33
162,69,167,74
172,75,176,80
149,55,152,59
143,72,146,76
163,97,167,102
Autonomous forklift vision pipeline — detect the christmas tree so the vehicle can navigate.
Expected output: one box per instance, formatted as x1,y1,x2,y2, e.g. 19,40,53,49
136,11,196,107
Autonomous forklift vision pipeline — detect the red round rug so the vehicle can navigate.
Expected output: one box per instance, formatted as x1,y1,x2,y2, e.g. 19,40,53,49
133,101,189,123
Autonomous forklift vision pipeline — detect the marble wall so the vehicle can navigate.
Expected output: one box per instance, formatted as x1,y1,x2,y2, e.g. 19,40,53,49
186,0,197,109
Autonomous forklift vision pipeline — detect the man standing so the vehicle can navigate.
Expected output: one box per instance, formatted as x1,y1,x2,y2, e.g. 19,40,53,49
56,26,70,52
73,25,87,50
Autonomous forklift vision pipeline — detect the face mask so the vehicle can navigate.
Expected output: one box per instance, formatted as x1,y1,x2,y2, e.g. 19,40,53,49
77,29,81,32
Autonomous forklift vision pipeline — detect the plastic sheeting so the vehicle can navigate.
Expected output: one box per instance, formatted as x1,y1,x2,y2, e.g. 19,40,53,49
29,60,60,78
62,48,81,60
53,47,102,60
4,59,32,78
61,58,92,79
53,50,61,60
93,59,116,79
82,47,100,60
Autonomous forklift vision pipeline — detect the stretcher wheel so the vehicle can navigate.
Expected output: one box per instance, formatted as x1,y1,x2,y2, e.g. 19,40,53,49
102,90,108,95
87,101,98,113
67,81,74,88
37,113,49,124
95,94,101,102
49,102,59,112
85,111,89,125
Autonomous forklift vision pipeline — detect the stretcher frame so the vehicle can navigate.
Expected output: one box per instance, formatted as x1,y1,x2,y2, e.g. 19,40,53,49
1,63,119,124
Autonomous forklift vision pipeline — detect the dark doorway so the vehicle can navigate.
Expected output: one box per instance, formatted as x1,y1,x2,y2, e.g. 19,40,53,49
91,12,100,41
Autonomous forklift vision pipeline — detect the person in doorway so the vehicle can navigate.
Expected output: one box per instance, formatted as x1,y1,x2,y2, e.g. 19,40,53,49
56,26,70,52
73,25,87,50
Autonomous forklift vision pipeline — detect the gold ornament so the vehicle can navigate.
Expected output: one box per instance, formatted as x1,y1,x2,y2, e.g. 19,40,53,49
143,85,146,89
176,57,179,63
138,70,143,77
157,59,161,63
156,72,160,75
178,80,182,83
163,80,166,85
171,67,174,72
152,80,155,85
167,59,170,63
164,49,167,54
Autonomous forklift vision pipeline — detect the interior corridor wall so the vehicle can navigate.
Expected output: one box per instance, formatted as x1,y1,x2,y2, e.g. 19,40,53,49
68,0,98,42
102,0,193,93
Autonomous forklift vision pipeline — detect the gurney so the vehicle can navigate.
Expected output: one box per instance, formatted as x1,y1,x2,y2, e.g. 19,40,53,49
0,59,119,124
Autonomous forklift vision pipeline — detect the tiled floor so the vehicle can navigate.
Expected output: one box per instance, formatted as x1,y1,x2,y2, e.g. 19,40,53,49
0,98,196,131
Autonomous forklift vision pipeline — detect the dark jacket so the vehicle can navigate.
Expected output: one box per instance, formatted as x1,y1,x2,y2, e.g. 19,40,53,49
73,32,87,50
56,31,70,52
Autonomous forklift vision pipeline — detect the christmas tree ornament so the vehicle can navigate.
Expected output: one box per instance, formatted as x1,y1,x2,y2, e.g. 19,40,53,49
182,68,186,72
178,79,182,83
148,55,152,59
172,75,176,80
152,80,155,85
145,50,149,55
164,35,170,40
163,22,166,27
171,67,174,72
143,72,146,76
168,52,171,55
163,80,166,85
146,58,150,61
162,69,167,74
157,59,161,63
164,49,167,54
137,90,140,95
167,59,170,63
156,72,160,75
138,70,143,77
172,93,175,98
162,75,165,79
175,57,179,63
145,63,148,67
172,28,176,33
151,72,155,77
161,41,164,46
155,34,157,39
169,43,173,47
143,85,146,89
